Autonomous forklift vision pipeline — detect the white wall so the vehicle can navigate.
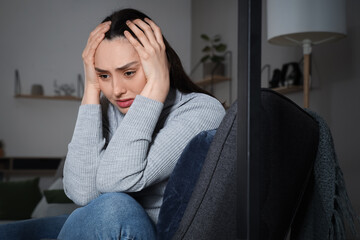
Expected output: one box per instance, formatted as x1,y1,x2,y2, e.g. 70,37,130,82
0,0,191,157
191,0,238,106
262,0,360,221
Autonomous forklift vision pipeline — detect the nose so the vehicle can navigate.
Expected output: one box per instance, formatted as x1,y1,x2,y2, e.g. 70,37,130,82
112,77,126,97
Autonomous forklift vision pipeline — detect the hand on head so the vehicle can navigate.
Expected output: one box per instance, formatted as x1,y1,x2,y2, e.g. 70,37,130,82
124,18,170,103
81,21,111,105
81,17,170,107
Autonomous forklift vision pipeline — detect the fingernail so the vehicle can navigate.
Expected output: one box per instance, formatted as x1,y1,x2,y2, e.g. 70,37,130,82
126,20,131,25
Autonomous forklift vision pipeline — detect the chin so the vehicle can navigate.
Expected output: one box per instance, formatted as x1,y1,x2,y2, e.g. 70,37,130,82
118,107,128,114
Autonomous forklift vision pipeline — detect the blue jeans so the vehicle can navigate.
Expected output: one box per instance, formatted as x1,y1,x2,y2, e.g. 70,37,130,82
0,214,68,240
58,192,156,239
0,193,156,240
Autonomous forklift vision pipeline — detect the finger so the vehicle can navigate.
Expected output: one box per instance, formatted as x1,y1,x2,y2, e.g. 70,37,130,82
93,21,112,35
124,30,145,54
144,18,165,49
82,32,105,62
87,21,111,45
131,19,158,47
82,22,111,63
126,20,152,50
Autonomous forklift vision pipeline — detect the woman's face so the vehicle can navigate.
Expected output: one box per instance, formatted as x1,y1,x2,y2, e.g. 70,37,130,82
94,37,147,114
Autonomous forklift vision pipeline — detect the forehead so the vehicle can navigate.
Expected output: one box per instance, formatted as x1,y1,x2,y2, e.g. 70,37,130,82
94,37,139,68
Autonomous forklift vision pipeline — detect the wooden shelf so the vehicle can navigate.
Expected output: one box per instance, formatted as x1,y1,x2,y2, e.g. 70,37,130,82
196,76,231,87
15,94,81,101
272,85,303,94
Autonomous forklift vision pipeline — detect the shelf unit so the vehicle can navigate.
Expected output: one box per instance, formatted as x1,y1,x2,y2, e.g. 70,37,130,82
196,76,231,87
0,157,63,181
272,85,303,94
14,94,81,101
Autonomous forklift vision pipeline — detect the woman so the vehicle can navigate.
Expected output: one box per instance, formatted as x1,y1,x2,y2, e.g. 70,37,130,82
0,8,225,240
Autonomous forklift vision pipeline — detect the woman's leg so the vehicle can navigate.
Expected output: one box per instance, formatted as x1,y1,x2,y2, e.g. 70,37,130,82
57,192,156,240
0,215,68,240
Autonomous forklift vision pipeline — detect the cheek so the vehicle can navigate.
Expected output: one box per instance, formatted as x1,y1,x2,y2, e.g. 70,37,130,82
98,81,112,97
134,69,147,92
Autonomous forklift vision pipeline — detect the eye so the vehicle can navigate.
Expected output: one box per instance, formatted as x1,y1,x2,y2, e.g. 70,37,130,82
124,71,135,77
98,74,110,80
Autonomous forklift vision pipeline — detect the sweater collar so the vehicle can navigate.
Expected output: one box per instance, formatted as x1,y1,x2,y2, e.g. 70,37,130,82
163,87,182,110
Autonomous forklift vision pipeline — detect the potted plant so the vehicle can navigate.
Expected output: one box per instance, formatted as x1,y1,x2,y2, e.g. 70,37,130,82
200,34,227,79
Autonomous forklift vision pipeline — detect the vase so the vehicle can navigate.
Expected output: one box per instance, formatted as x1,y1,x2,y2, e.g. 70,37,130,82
203,62,225,79
31,84,44,96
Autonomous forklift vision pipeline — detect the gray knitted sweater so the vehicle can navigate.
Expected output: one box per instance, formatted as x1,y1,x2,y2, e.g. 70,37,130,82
63,88,225,223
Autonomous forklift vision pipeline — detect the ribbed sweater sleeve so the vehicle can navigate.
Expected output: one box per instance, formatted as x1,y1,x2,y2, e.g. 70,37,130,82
63,104,104,205
63,93,225,207
96,95,164,192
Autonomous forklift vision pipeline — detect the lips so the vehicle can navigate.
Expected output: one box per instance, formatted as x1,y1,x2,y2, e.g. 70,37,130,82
116,98,134,108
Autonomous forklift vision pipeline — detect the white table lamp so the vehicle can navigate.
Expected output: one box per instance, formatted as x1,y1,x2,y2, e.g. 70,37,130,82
267,0,347,108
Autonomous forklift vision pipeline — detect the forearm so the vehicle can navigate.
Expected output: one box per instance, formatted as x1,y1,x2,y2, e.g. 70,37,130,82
63,104,104,205
96,94,226,193
81,85,101,105
96,95,163,192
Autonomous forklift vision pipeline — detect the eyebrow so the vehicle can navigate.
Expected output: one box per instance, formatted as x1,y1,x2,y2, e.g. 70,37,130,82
95,61,139,73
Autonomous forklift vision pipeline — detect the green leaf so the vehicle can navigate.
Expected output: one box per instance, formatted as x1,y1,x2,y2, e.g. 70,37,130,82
213,35,221,42
201,55,210,63
202,46,211,53
214,43,227,52
200,34,210,41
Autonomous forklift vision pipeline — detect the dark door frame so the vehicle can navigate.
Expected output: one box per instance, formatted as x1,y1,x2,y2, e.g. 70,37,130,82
237,0,262,239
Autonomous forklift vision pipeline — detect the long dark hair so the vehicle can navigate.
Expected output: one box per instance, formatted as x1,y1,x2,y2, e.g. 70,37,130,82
102,8,212,96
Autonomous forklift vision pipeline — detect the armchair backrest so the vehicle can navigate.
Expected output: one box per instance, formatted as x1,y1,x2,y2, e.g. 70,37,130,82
259,89,319,239
170,89,319,239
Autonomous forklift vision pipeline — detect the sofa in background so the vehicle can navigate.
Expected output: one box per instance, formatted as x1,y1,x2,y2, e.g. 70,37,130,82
0,159,79,224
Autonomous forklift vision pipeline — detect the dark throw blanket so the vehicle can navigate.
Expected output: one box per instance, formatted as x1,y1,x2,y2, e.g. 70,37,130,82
293,110,360,240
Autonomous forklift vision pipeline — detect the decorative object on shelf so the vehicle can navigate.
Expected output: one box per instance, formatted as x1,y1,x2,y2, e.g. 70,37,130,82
31,84,44,96
191,50,233,106
14,69,21,95
267,0,346,108
200,34,227,78
281,62,302,87
269,68,281,89
77,74,84,98
190,34,232,105
261,64,271,86
54,80,75,96
269,62,302,89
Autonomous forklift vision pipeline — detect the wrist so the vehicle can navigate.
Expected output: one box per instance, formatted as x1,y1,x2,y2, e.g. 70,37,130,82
82,85,101,105
140,80,169,103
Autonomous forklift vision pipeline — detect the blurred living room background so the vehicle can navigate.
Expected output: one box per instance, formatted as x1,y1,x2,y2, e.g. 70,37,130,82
0,0,359,232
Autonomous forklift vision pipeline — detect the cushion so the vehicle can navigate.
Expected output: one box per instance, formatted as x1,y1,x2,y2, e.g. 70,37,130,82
31,178,78,218
172,99,237,239
0,178,42,220
44,189,73,204
156,129,216,240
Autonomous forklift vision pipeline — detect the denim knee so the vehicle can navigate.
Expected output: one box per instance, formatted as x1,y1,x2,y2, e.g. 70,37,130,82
58,192,156,240
89,192,150,224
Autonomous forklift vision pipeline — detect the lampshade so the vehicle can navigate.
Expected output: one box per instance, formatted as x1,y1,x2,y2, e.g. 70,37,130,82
267,0,347,48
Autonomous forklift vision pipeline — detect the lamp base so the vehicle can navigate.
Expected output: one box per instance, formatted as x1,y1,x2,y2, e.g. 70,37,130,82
303,53,310,108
